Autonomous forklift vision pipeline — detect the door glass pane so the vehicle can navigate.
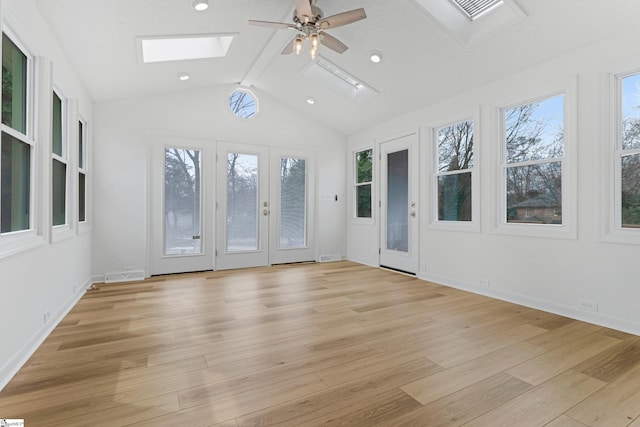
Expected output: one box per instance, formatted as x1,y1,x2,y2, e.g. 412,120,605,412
52,159,66,226
227,153,258,252
1,132,30,233
2,34,28,134
164,148,201,255
280,157,306,249
387,149,409,252
622,153,640,228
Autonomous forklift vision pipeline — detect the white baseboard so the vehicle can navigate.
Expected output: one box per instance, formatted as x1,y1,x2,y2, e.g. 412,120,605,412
418,272,640,336
0,277,92,392
346,256,378,268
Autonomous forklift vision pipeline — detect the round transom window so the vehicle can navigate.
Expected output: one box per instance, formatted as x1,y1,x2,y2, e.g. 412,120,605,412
229,88,258,119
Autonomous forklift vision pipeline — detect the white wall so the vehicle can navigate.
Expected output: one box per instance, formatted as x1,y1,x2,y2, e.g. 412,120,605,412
92,86,347,278
347,25,640,334
0,0,93,389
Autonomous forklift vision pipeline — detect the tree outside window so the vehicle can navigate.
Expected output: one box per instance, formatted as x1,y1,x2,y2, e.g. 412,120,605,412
354,149,372,219
504,94,564,225
620,73,640,229
436,120,473,221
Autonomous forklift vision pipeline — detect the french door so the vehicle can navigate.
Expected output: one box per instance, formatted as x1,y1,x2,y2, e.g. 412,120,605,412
150,138,214,276
379,132,419,274
216,142,315,270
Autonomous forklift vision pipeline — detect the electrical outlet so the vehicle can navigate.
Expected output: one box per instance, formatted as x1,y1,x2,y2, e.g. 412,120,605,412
43,311,51,324
479,279,490,288
579,299,598,312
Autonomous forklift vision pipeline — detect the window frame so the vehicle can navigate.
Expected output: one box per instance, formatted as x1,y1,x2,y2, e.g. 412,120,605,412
0,27,42,258
228,87,259,119
428,114,480,232
493,83,577,240
352,147,374,223
601,67,640,244
51,86,72,241
78,116,90,231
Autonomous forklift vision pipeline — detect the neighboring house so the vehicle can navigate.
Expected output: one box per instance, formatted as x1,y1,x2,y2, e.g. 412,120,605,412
509,196,561,224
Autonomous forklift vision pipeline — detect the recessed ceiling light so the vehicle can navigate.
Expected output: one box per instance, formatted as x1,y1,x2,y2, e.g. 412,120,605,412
370,52,383,63
193,0,209,11
178,73,190,81
306,98,315,105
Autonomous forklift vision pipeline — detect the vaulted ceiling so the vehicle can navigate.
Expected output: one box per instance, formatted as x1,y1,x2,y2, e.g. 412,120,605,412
34,0,640,134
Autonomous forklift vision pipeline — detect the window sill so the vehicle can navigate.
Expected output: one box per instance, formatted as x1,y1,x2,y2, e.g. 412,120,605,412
600,227,640,246
52,226,75,244
428,220,480,233
350,218,375,226
492,222,577,240
0,232,45,260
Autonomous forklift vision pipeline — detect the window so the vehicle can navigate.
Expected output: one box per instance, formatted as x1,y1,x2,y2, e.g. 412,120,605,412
280,157,307,249
52,90,68,227
78,119,87,223
354,149,372,219
1,32,33,234
229,88,257,119
503,93,564,226
435,119,474,222
618,72,640,230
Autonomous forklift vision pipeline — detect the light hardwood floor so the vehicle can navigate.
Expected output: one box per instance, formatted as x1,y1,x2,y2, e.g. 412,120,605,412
1,261,640,426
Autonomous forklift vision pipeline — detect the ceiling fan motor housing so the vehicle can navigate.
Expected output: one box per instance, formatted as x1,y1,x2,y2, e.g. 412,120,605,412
293,5,323,26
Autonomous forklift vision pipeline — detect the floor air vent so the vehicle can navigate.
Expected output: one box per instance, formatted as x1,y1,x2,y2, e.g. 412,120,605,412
104,270,146,283
319,254,343,263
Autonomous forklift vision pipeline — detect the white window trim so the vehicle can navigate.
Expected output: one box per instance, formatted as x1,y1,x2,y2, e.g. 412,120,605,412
51,86,73,242
427,113,480,233
351,146,375,224
492,82,577,240
0,26,44,259
600,66,640,245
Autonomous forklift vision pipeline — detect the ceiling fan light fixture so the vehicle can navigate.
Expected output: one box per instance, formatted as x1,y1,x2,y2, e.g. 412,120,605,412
192,0,209,12
295,36,303,55
370,51,383,63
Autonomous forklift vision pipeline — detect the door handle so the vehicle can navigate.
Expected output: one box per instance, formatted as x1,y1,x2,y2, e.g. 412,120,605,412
410,211,416,218
263,209,270,216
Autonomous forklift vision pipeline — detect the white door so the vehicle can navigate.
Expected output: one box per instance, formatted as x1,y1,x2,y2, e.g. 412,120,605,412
216,142,270,270
216,143,317,269
379,132,419,274
150,138,214,275
269,148,316,265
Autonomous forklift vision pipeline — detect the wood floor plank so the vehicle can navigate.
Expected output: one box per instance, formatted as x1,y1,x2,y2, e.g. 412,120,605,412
566,362,640,426
389,372,532,427
1,261,637,426
506,333,621,385
544,415,590,427
401,341,546,405
463,370,606,427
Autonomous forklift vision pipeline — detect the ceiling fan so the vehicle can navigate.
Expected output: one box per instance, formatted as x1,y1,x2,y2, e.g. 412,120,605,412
248,0,366,59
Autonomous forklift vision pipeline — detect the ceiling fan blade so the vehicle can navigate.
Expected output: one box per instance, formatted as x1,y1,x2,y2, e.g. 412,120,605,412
320,32,348,54
281,38,296,55
248,20,296,30
294,0,313,22
318,8,366,29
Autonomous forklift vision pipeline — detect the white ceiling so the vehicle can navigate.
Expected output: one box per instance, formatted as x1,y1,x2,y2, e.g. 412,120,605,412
33,0,640,135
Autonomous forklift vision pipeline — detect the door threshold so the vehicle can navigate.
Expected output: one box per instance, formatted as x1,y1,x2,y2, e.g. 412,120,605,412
380,265,416,276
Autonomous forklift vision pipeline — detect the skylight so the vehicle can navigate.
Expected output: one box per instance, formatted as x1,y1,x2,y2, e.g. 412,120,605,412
451,0,503,20
139,35,234,63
